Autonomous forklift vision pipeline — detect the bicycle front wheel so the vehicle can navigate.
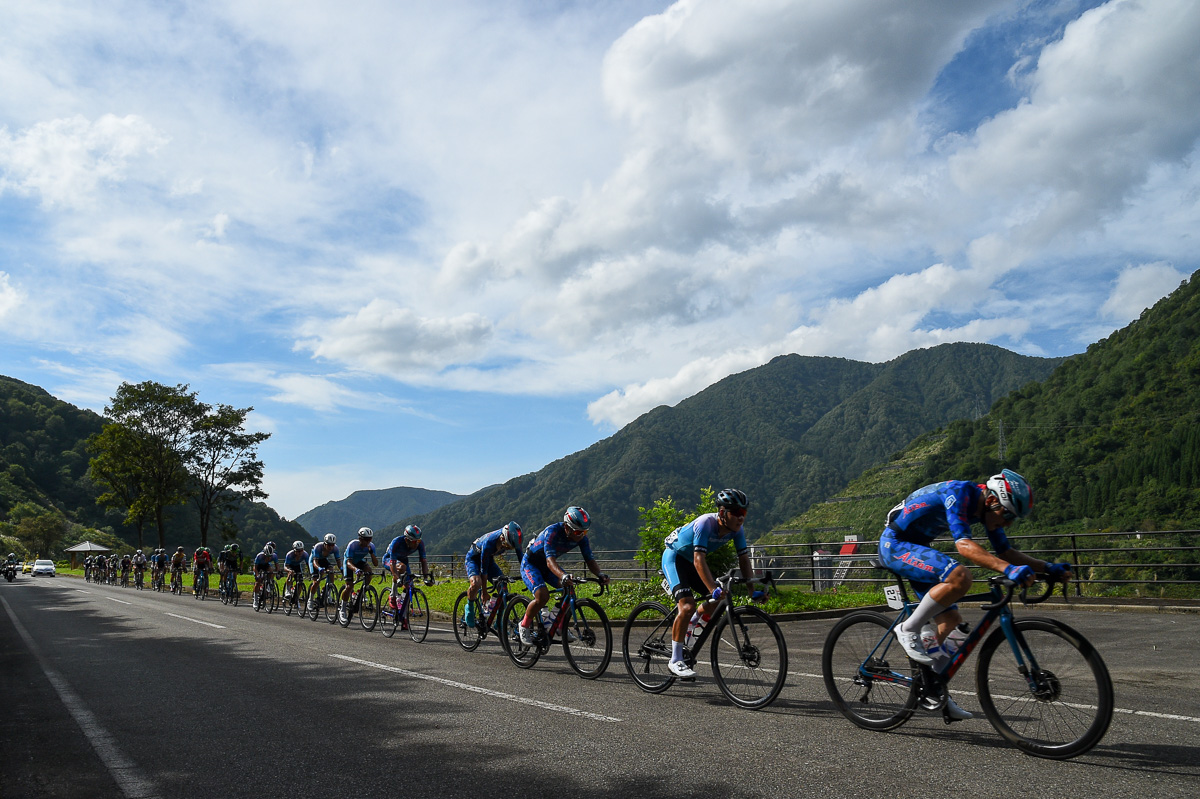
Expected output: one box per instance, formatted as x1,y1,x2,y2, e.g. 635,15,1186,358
708,605,787,710
976,617,1114,760
360,586,380,632
562,598,612,679
502,594,540,668
408,589,430,643
453,592,482,651
380,592,399,638
621,601,677,694
324,585,340,624
823,611,917,730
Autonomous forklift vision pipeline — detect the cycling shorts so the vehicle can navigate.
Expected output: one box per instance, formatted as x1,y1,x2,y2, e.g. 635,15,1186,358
878,529,960,605
382,554,412,571
253,564,271,574
310,557,331,574
661,549,707,600
343,561,371,578
464,548,502,581
520,552,561,594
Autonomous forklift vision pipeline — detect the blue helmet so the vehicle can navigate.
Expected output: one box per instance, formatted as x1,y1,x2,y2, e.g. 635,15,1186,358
501,522,522,550
563,506,591,533
404,524,422,541
986,469,1033,519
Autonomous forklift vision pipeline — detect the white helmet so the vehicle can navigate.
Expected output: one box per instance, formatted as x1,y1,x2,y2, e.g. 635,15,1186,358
323,533,337,545
292,541,304,551
357,526,374,539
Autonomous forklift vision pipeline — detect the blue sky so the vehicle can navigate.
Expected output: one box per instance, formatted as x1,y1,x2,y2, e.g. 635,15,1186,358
2,0,1198,520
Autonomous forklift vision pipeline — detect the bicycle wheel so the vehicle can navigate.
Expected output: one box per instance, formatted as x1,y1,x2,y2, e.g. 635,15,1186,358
823,610,917,730
253,582,266,612
453,592,483,651
562,598,612,679
708,605,787,710
220,577,230,605
285,582,306,617
379,590,399,638
231,578,240,607
338,593,353,628
308,584,325,622
324,585,340,624
503,594,540,668
408,589,430,643
360,586,380,632
266,580,279,614
621,601,677,694
976,617,1114,760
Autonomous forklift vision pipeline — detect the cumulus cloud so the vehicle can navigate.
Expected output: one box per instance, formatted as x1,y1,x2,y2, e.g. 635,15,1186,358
0,271,24,322
1101,262,1187,323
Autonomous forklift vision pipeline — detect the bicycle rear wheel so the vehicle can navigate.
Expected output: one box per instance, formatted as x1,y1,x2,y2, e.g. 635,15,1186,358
285,582,306,617
360,586,380,632
324,585,340,624
708,605,787,710
408,589,430,642
562,598,612,679
822,611,917,730
621,601,677,694
503,595,540,668
380,591,399,637
976,617,1113,760
453,592,482,651
266,580,279,613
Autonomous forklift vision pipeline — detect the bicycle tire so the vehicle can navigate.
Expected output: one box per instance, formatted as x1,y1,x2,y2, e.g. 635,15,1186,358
822,610,917,730
408,589,430,643
323,584,340,623
976,617,1114,760
562,598,612,679
621,601,677,694
380,590,399,638
266,580,279,614
284,582,306,616
360,586,380,632
453,592,483,651
230,577,240,607
503,594,540,668
337,594,353,627
708,604,787,710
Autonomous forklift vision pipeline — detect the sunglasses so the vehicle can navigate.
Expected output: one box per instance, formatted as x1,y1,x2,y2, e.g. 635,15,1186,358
723,508,748,520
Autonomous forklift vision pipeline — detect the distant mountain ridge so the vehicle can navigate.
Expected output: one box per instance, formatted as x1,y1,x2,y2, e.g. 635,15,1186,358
382,343,1063,553
295,486,464,539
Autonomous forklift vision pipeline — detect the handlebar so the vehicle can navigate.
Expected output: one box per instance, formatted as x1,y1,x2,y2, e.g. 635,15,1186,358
980,572,1066,611
716,569,777,591
560,575,608,597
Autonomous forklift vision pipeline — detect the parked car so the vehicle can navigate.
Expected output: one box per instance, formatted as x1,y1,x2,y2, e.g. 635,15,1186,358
31,559,56,577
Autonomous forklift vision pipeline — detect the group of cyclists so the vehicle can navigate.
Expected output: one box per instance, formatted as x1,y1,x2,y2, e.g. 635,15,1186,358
70,467,1072,718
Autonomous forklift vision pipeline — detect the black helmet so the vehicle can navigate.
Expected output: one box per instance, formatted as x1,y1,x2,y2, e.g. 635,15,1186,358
716,488,749,510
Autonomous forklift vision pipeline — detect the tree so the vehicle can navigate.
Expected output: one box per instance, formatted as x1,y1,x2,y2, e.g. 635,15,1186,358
189,403,270,548
87,423,151,549
16,508,69,559
102,382,203,551
635,487,728,571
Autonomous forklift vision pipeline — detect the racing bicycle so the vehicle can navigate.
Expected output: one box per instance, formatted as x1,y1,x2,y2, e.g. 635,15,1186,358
822,560,1113,760
501,575,612,679
337,569,380,631
305,568,341,624
378,572,430,642
453,575,525,651
621,569,787,709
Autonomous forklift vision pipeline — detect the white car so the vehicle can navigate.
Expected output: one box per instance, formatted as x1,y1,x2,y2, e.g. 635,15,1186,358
31,559,56,577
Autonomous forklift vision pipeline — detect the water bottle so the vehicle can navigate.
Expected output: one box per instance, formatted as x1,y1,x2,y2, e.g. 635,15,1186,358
942,623,969,662
542,606,558,629
485,597,498,617
921,624,949,668
685,612,711,646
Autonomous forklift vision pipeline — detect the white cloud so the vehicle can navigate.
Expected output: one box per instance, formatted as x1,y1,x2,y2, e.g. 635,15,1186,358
1100,262,1187,323
0,271,24,322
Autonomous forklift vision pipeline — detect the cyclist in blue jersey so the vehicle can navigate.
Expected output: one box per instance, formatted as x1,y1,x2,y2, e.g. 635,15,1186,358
283,541,307,599
879,468,1071,720
252,542,278,606
220,544,241,596
340,527,378,604
383,525,430,615
662,488,766,679
517,506,609,646
307,534,342,612
462,522,522,628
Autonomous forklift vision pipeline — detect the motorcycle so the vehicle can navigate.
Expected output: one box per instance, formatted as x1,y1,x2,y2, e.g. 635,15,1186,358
3,564,16,582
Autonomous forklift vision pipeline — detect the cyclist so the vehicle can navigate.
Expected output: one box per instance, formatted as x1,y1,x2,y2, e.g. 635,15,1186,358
462,522,522,628
170,546,187,588
879,468,1072,720
83,554,93,579
132,549,147,588
662,488,766,680
151,548,168,587
340,527,379,605
119,552,133,585
517,506,609,646
307,534,342,612
382,526,429,628
219,544,242,596
252,543,277,606
283,541,307,599
193,545,213,589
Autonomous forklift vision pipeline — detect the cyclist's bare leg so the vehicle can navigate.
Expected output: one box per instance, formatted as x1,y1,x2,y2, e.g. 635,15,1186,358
389,560,408,603
522,586,551,629
467,573,486,605
900,564,972,634
672,594,698,643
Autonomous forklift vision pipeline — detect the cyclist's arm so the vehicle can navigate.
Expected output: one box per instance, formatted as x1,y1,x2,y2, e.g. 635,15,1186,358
736,550,757,584
419,557,429,580
545,554,568,582
584,557,606,583
692,550,718,595
955,538,1035,584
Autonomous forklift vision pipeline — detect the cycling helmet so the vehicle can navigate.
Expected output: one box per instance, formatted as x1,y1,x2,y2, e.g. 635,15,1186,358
263,542,275,554
986,468,1033,519
324,533,337,545
177,546,184,552
230,543,240,553
357,527,374,539
404,525,422,541
266,541,276,551
136,549,143,555
292,541,304,551
716,488,749,510
563,506,591,532
501,522,522,550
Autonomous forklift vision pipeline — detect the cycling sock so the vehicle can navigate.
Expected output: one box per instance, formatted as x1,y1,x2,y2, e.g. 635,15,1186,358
900,594,948,633
672,641,684,662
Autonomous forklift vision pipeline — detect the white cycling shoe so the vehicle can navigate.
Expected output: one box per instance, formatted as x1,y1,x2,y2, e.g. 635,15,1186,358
944,695,974,721
518,622,537,646
668,660,697,680
894,627,935,665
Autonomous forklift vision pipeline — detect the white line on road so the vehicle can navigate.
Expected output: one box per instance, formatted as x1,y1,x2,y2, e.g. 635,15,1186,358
107,598,132,605
1,596,160,799
164,612,225,629
76,590,92,594
331,654,622,723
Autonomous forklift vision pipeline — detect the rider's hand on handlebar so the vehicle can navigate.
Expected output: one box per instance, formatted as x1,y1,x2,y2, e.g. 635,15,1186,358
751,589,768,603
561,573,575,586
710,586,723,602
1004,564,1035,586
1045,561,1072,581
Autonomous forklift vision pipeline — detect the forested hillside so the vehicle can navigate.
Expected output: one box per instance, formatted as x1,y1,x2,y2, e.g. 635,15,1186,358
0,376,306,556
386,343,1061,552
296,486,465,539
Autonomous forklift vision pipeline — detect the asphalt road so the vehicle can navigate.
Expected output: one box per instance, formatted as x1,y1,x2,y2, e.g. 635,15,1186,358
2,576,1198,799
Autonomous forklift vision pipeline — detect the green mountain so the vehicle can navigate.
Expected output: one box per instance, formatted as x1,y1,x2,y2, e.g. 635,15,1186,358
295,486,465,540
0,375,306,555
384,343,1062,553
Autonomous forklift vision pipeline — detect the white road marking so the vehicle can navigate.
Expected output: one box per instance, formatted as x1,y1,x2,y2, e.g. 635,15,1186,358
107,598,132,605
1,596,160,799
164,612,225,630
331,654,622,723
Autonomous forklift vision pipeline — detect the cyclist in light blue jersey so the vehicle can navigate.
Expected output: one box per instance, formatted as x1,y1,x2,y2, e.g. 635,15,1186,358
463,522,521,627
340,527,378,604
662,488,765,679
517,506,608,646
879,468,1071,720
307,534,342,611
283,541,307,598
252,542,278,605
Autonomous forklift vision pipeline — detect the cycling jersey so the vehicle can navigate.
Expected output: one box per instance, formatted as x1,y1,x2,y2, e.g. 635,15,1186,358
383,536,425,565
465,529,505,581
252,551,274,571
664,513,748,557
171,553,186,568
309,542,339,572
521,523,594,593
885,481,1010,553
284,550,306,570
